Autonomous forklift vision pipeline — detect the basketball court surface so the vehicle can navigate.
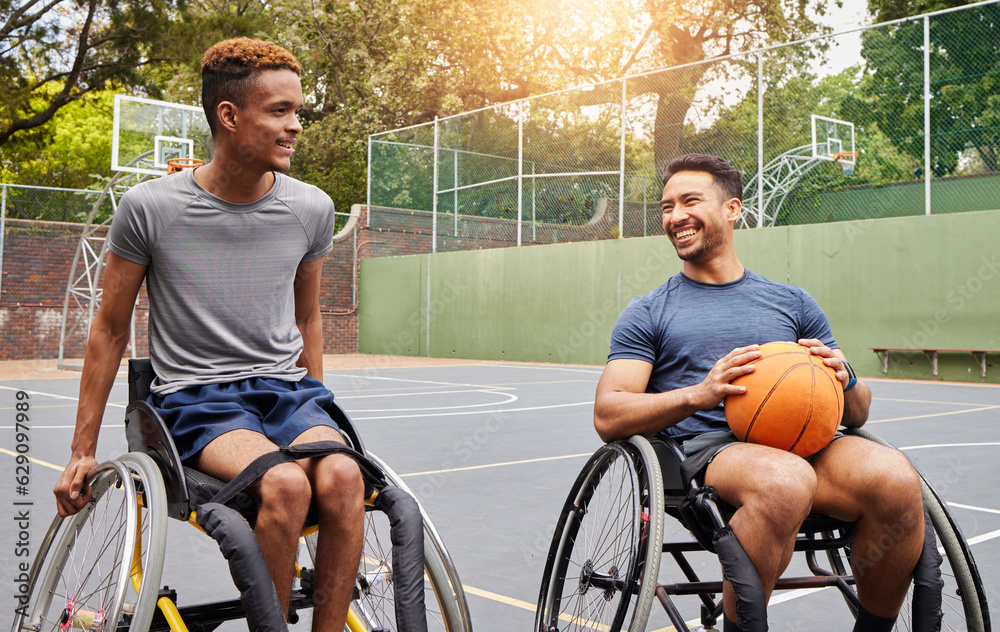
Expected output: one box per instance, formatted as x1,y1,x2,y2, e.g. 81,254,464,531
1,355,997,630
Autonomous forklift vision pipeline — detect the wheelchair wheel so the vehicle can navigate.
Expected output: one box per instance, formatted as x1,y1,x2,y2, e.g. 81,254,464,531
850,428,990,632
305,452,472,632
13,455,167,632
535,435,665,632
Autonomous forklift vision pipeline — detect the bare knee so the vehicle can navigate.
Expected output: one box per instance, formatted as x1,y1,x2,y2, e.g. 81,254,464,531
739,458,817,534
314,455,365,517
258,463,312,530
863,450,923,528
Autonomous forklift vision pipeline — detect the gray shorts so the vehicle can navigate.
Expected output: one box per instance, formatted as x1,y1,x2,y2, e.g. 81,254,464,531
678,430,843,488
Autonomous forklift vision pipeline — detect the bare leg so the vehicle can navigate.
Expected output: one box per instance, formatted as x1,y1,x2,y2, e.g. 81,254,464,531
704,443,817,617
292,426,365,632
812,437,924,618
194,429,312,617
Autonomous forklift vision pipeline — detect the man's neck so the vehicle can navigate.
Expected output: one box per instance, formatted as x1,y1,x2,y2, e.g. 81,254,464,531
682,254,745,284
194,158,276,204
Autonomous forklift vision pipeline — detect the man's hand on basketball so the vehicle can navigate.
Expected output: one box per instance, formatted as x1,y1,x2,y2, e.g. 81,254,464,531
54,454,97,517
695,344,762,408
798,338,851,390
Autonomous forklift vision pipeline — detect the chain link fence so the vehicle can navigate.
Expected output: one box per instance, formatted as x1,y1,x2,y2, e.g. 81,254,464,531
368,0,1000,252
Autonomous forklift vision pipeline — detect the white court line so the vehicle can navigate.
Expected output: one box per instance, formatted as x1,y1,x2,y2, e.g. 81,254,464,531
0,385,125,408
0,424,125,430
331,373,516,391
337,388,508,400
948,502,1000,516
342,391,518,413
352,399,593,420
900,442,1000,450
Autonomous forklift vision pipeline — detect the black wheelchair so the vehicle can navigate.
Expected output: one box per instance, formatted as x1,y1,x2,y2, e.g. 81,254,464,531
535,429,991,631
14,360,473,632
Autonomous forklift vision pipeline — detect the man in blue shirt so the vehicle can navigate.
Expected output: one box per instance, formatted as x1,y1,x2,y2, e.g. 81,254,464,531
594,154,924,631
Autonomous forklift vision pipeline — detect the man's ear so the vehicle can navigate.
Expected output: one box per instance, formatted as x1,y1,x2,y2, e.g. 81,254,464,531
725,197,743,224
216,101,238,133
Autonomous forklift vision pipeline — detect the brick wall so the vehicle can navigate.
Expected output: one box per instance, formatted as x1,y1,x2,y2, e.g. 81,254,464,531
1,216,360,360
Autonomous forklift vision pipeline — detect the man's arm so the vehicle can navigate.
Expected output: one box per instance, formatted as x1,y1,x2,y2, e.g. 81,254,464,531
53,253,146,516
294,256,326,382
799,339,872,428
594,345,762,443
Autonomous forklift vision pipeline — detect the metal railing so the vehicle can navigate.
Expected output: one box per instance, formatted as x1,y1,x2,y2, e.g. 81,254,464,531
368,0,1000,253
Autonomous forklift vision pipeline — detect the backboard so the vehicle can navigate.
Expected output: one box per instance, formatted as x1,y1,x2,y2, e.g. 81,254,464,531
112,95,213,176
811,115,855,167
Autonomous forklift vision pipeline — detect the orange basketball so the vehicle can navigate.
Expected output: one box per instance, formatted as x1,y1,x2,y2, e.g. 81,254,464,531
725,341,844,457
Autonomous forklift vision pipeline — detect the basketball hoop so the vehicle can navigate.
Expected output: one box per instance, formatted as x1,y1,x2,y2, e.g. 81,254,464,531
832,151,858,176
167,157,204,174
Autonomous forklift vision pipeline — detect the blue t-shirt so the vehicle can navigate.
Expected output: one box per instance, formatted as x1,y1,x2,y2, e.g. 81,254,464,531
608,270,837,441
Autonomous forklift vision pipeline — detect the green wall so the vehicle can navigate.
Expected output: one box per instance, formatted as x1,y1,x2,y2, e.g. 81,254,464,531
359,209,1000,383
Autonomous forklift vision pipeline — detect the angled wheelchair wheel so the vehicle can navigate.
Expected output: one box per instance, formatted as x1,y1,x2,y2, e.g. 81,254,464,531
306,452,472,632
535,435,665,632
851,428,991,632
14,455,167,632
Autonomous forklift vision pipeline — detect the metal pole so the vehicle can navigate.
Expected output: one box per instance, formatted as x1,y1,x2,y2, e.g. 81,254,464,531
366,134,372,223
757,53,765,228
532,161,537,243
924,16,932,216
0,185,6,302
432,117,439,252
643,181,648,237
517,102,524,247
453,149,459,236
619,79,627,238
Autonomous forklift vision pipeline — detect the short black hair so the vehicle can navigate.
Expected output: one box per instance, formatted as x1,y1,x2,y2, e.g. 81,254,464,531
201,38,302,136
662,154,743,201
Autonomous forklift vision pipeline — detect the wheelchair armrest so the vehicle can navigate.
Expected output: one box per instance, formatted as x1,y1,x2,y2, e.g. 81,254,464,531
647,435,691,499
128,358,156,403
322,400,367,456
125,401,191,521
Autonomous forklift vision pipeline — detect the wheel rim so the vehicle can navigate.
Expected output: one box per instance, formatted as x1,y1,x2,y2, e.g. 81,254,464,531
29,462,138,632
542,443,646,631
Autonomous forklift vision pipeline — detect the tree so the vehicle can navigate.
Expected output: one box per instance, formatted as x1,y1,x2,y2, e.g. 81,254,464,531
0,88,114,188
860,3,1000,175
0,0,271,146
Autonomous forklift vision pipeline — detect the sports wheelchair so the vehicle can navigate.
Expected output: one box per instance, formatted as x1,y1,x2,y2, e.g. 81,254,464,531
535,429,991,631
14,359,473,632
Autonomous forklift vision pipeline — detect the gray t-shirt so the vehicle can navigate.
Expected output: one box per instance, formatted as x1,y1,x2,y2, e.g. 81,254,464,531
108,169,336,395
608,270,837,441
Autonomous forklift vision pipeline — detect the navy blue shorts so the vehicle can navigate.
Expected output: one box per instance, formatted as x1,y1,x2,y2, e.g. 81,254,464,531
149,376,342,463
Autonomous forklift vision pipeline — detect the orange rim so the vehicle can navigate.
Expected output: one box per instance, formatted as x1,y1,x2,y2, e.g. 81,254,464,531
166,157,204,174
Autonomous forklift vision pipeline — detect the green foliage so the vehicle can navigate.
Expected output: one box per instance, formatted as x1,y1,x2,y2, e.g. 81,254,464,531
861,4,1000,175
1,90,115,189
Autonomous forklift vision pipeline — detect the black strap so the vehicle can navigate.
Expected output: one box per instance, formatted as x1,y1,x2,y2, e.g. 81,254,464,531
205,441,387,509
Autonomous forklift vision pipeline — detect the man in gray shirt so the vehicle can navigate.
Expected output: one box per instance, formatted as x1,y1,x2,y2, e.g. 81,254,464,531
595,154,925,631
53,38,362,631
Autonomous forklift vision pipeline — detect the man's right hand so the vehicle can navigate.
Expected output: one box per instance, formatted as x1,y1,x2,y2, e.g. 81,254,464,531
54,455,98,516
691,344,762,409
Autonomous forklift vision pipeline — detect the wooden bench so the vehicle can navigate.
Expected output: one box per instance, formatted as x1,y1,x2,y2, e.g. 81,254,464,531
870,348,999,378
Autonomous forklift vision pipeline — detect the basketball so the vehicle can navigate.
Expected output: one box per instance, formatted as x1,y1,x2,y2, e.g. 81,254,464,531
725,341,844,457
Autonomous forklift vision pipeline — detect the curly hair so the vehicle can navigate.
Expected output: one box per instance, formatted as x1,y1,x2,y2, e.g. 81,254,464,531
201,38,302,135
662,154,743,202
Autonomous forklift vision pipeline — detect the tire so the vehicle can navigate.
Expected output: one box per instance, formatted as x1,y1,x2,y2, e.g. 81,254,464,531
850,428,990,632
535,435,665,632
117,452,169,631
305,452,472,632
13,458,162,632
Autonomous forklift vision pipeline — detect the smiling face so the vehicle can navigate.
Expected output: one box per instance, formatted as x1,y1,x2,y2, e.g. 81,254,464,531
228,68,303,174
660,170,740,264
